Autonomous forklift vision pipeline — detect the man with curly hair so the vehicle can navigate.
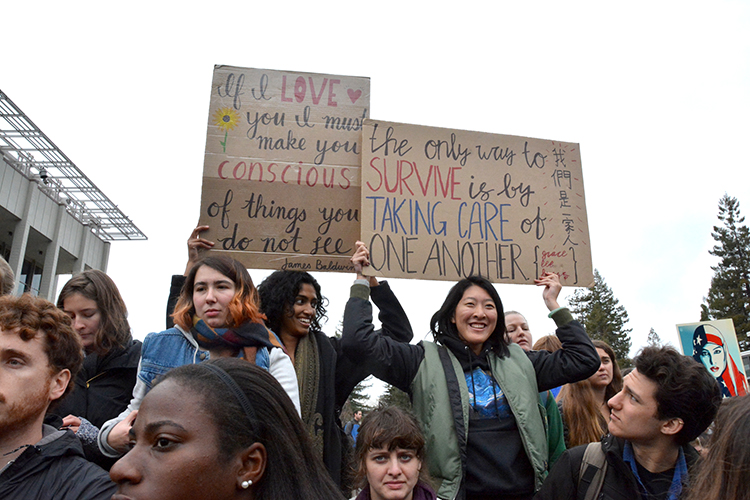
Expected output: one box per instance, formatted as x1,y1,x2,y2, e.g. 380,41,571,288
0,294,116,499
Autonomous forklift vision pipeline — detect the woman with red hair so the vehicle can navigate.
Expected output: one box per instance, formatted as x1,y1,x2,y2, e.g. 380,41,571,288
97,255,299,458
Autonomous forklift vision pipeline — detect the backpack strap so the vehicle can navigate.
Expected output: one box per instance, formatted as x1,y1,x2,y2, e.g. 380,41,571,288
577,442,607,500
437,345,467,500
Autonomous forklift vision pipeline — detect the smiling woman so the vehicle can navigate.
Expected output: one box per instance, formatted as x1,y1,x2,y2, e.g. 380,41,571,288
256,269,414,492
342,242,600,500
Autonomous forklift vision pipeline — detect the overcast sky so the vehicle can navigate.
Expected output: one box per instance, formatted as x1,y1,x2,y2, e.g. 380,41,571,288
3,1,749,387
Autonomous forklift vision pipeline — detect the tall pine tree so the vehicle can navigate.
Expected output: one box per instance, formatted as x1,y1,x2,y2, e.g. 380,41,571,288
568,269,632,364
703,194,750,350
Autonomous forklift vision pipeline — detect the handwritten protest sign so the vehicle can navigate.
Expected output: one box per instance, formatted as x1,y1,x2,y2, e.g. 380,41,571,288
676,319,749,398
198,66,370,272
360,120,593,286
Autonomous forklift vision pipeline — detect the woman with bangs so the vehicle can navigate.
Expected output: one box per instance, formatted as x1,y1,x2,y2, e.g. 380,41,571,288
96,255,299,458
352,406,437,500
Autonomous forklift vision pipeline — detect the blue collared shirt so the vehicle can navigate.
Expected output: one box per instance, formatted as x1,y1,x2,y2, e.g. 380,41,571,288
622,440,688,500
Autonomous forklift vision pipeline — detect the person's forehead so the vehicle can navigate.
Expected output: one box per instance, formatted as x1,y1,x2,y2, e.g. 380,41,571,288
140,380,216,429
624,369,657,399
0,327,49,360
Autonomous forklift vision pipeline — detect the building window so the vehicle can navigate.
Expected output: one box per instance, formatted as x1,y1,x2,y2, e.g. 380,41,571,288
19,258,42,295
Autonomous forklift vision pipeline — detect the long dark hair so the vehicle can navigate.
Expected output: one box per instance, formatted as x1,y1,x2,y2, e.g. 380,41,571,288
430,276,507,357
172,256,264,330
57,269,131,355
257,271,327,335
157,358,344,500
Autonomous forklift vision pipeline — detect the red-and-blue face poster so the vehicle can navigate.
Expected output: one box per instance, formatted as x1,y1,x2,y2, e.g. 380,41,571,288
676,319,748,398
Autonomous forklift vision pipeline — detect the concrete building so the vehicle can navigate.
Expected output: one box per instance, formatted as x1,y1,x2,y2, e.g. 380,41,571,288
0,90,145,300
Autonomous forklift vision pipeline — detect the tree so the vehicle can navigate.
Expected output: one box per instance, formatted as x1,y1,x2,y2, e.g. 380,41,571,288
646,328,661,346
377,384,412,411
341,377,372,422
703,194,750,351
567,269,632,365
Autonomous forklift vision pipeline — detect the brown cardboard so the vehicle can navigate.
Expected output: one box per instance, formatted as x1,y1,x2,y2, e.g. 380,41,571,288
199,66,369,272
361,120,593,286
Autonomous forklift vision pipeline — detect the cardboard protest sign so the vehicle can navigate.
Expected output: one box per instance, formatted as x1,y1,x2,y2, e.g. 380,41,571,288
199,66,370,272
676,319,749,398
360,120,593,286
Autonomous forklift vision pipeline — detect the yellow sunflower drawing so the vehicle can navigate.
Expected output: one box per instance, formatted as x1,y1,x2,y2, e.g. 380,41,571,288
213,107,240,152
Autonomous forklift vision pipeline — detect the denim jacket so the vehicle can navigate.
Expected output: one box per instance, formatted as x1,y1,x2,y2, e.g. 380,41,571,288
137,326,269,391
98,325,290,458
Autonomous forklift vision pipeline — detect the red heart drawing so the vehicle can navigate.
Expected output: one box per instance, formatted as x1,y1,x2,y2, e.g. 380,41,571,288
348,89,362,104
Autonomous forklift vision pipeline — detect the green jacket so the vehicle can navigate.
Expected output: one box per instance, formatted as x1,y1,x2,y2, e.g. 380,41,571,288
411,341,549,500
542,389,566,467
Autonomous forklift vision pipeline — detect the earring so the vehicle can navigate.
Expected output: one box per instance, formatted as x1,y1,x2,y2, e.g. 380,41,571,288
241,479,253,489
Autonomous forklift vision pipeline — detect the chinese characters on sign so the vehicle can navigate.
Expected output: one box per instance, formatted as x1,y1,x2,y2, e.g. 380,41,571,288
360,120,593,286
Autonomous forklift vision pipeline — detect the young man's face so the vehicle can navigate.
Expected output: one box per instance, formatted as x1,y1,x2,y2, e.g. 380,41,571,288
607,369,669,444
0,327,68,435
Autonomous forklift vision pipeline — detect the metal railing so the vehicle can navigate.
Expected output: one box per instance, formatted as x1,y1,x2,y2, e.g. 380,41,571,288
0,90,146,241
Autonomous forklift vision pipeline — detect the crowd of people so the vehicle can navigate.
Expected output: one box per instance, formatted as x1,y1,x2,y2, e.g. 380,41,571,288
0,232,746,500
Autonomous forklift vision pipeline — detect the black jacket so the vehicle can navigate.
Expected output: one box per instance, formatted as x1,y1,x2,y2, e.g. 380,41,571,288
53,339,142,430
534,434,700,500
342,296,598,396
0,425,117,500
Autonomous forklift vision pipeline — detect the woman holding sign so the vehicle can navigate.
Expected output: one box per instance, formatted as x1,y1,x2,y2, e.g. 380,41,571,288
256,266,413,491
342,242,599,500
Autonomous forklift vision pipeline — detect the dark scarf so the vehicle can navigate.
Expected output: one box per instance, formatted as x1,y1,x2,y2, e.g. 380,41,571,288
191,317,284,361
295,332,324,459
354,481,437,500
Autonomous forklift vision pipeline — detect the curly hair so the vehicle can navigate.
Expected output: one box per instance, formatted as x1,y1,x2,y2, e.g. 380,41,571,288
172,256,265,331
156,358,342,500
429,276,507,357
353,405,431,490
256,271,327,335
634,345,722,445
0,294,83,399
57,269,131,356
684,395,750,500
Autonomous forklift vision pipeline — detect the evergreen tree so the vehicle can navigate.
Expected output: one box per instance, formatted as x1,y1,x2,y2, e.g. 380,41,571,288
703,194,750,350
377,384,412,411
646,328,661,346
342,377,372,422
568,269,632,364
